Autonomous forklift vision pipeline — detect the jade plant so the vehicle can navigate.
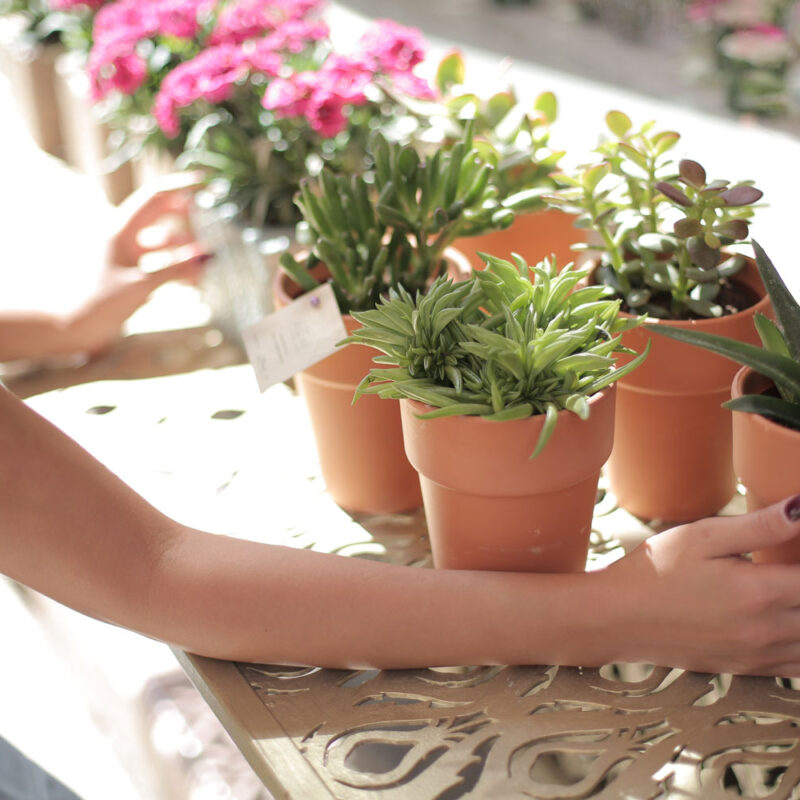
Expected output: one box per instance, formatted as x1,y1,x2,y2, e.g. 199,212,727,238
344,254,649,456
279,123,539,313
547,110,763,320
653,240,800,431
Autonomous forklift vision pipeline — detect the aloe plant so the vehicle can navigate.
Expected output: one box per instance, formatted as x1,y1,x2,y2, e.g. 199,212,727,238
547,110,762,320
279,123,537,314
345,255,649,456
653,241,800,431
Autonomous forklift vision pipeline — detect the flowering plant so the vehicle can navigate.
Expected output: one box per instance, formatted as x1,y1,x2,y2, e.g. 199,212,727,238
86,0,435,225
687,0,800,115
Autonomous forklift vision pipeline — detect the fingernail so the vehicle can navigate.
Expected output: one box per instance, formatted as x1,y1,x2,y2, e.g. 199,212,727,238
783,495,800,523
196,252,214,263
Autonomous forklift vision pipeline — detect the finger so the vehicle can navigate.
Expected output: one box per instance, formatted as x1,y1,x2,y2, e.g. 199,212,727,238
693,495,800,559
140,247,211,290
117,172,205,236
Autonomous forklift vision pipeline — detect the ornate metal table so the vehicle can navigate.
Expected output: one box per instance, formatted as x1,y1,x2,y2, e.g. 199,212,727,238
26,365,800,800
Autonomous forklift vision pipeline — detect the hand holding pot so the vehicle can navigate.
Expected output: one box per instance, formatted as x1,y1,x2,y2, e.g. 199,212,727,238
599,497,800,676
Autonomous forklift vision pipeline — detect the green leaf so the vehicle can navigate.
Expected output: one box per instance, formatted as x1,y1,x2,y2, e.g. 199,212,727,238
415,402,494,418
484,403,534,422
436,50,466,93
652,327,800,398
724,394,800,430
606,110,632,138
752,240,800,362
754,313,790,357
581,163,611,193
534,91,558,124
530,403,559,459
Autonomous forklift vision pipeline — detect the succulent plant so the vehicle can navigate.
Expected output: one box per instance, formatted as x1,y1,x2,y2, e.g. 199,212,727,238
279,123,538,314
653,241,800,431
424,50,564,223
547,110,763,320
344,254,649,456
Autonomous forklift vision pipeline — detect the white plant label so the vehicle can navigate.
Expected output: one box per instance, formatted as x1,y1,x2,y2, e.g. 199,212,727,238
242,282,348,392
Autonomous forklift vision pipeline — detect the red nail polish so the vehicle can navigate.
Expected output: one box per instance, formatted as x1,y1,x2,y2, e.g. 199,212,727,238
784,495,800,523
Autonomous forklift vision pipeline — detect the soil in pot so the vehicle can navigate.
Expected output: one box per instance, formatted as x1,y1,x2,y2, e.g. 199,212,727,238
400,388,616,572
604,256,770,522
731,367,800,564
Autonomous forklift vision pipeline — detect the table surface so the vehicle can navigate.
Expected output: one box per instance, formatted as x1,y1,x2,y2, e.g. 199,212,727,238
25,363,800,800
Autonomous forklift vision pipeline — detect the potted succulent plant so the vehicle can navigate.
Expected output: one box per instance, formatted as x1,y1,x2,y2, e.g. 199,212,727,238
345,254,648,572
653,241,800,563
547,110,770,522
409,50,580,270
275,124,514,515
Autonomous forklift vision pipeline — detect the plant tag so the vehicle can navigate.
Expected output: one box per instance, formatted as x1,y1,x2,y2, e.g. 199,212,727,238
242,283,347,392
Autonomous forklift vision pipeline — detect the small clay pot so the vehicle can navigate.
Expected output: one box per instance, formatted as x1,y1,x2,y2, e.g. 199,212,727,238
453,209,582,272
731,367,800,564
274,248,471,515
400,388,616,572
604,256,770,522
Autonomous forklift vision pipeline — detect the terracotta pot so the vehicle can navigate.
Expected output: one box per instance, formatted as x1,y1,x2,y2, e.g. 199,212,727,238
274,248,471,514
400,388,616,572
605,256,770,522
731,367,800,563
453,208,582,271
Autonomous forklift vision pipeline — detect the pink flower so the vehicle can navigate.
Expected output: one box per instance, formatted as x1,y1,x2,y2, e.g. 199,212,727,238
49,0,106,10
387,70,435,100
262,59,372,137
357,19,426,73
719,25,792,64
208,0,323,45
88,44,147,100
154,43,251,136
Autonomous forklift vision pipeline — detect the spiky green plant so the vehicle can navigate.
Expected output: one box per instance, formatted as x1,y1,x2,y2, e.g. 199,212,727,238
547,110,762,320
344,255,649,456
653,241,800,431
279,123,539,314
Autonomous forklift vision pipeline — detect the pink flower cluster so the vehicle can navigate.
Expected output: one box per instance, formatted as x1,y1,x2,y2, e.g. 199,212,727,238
262,20,434,138
208,0,321,45
153,17,328,137
49,0,106,11
88,0,322,101
88,0,212,100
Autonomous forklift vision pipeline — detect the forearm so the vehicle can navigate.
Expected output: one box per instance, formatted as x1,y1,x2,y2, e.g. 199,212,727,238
150,531,613,668
0,310,89,361
0,385,613,669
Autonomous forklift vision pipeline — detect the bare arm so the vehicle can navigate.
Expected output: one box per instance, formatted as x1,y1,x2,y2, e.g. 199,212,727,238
2,384,800,674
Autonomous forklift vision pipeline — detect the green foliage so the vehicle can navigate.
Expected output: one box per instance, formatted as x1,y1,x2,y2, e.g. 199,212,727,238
399,50,563,222
279,123,514,314
653,241,800,431
547,110,762,320
345,255,649,456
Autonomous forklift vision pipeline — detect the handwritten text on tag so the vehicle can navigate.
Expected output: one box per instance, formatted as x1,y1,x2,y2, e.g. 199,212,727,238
242,282,347,392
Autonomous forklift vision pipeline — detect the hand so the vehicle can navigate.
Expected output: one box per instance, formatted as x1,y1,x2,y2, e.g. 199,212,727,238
71,173,210,355
600,496,800,675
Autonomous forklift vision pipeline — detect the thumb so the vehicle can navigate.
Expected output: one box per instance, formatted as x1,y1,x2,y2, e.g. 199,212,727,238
696,495,800,558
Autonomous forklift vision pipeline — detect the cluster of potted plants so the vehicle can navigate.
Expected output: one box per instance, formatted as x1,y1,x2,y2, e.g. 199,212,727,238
275,123,545,514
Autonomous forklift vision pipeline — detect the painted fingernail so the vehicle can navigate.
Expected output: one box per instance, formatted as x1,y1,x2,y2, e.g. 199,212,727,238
784,495,800,522
197,252,214,263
